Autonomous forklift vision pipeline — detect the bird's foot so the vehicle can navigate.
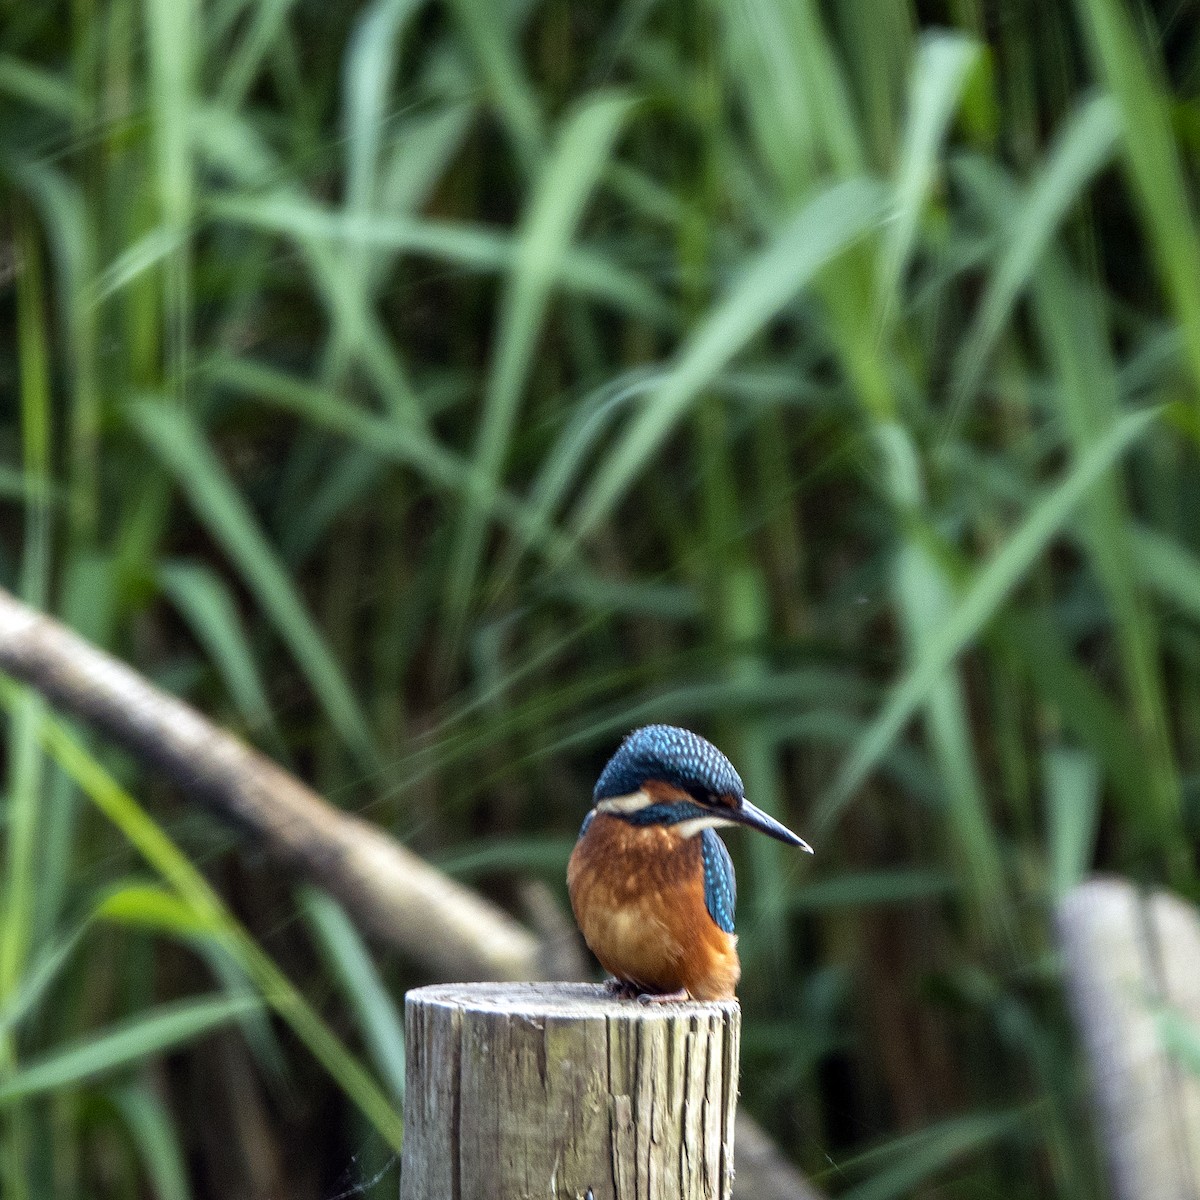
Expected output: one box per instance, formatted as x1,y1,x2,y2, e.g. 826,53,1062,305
636,988,690,1005
603,978,642,1000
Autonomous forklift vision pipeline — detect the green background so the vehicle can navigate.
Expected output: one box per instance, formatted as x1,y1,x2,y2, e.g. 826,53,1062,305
4,0,1200,1195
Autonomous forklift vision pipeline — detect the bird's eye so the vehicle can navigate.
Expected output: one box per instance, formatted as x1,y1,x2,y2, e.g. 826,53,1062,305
685,787,736,810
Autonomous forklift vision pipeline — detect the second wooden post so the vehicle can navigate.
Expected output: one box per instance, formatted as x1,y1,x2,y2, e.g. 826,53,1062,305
399,982,740,1200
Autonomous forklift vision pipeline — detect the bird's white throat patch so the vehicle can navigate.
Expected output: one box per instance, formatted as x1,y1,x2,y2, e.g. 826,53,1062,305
595,789,653,814
673,814,735,839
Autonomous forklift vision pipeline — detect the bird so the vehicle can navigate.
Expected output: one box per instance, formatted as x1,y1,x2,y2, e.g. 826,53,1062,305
567,724,812,1002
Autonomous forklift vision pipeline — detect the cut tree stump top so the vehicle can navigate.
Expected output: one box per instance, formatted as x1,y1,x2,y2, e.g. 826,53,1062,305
1057,878,1200,1200
400,982,741,1200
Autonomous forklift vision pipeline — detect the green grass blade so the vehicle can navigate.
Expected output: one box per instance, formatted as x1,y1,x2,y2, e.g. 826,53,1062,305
208,356,581,570
0,684,404,1149
1045,747,1100,898
33,556,117,946
1031,257,1183,871
998,611,1145,820
725,0,865,184
157,559,278,739
947,94,1122,432
13,162,100,546
1133,525,1200,624
302,888,406,1102
792,869,955,912
443,91,634,647
129,403,377,770
143,0,195,398
446,0,543,172
337,0,427,356
497,367,663,580
192,111,423,424
0,56,84,120
0,923,89,1039
109,1083,192,1200
2,210,53,1003
205,193,673,327
570,178,886,541
96,882,220,938
216,0,299,108
817,405,1158,831
840,1109,1027,1200
892,530,1007,927
144,0,194,229
1073,0,1200,416
281,448,383,566
378,102,473,218
99,882,288,1082
96,227,184,303
434,836,577,880
0,994,259,1105
343,0,424,226
877,31,980,334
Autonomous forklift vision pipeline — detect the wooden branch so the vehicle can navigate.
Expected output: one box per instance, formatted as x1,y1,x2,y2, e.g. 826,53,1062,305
1056,877,1200,1200
0,586,540,983
733,1114,828,1200
400,982,740,1200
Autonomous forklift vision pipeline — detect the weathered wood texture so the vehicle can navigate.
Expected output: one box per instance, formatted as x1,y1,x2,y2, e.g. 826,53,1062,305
400,982,740,1200
1056,877,1200,1200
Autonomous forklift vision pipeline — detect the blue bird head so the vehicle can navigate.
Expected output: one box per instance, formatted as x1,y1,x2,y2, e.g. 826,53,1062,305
592,724,812,850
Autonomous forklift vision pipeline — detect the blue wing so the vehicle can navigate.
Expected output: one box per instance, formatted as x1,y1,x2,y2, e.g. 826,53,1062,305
577,810,595,839
701,829,736,933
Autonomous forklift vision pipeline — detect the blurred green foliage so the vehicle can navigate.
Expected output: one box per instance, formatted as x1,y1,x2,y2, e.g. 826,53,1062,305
3,0,1200,1195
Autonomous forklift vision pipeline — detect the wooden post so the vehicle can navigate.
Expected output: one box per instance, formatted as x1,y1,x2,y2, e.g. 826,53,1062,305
400,982,740,1200
1056,878,1200,1200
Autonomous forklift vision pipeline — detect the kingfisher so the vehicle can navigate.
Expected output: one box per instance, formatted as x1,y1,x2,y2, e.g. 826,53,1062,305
567,724,812,1002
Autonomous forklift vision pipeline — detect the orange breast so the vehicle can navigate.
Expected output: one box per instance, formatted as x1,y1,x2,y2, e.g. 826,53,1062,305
567,813,740,1001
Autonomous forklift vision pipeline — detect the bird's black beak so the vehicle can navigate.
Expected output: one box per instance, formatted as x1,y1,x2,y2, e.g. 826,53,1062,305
728,798,814,852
